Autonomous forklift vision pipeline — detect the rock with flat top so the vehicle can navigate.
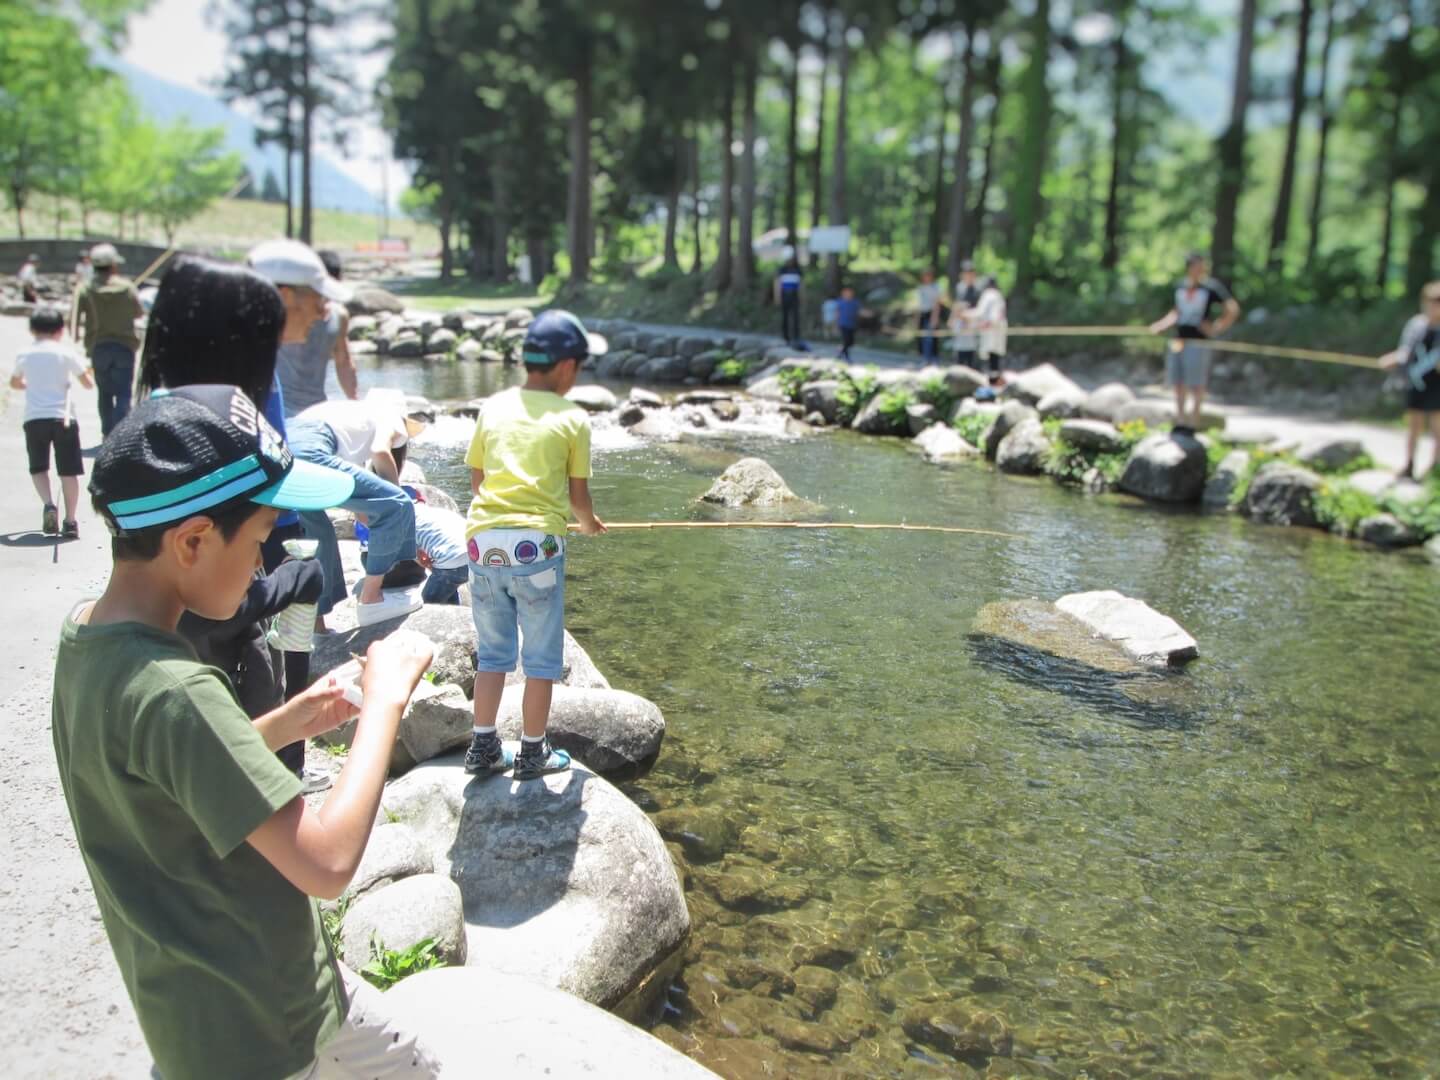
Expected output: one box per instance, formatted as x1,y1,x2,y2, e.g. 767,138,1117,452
700,458,799,506
1119,431,1207,503
914,424,978,462
1297,438,1367,472
1003,363,1083,407
566,385,618,412
1059,419,1124,454
1082,382,1136,422
1054,589,1198,667
495,685,664,777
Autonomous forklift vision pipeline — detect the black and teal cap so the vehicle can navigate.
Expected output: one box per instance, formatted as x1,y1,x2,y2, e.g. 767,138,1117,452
521,309,609,367
90,384,355,536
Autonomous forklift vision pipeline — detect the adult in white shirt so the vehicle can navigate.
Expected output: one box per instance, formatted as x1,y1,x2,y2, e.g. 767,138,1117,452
973,277,1008,382
916,268,943,360
287,397,426,627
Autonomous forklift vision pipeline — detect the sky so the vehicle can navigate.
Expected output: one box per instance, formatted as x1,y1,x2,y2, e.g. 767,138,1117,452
121,0,401,199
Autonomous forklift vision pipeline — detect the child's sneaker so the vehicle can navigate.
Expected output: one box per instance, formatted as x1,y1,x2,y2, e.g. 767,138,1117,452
463,731,514,775
513,737,571,781
61,519,79,539
41,504,58,535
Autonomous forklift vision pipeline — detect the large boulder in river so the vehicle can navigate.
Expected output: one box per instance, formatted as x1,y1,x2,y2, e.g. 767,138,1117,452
1082,382,1136,422
701,458,799,507
851,392,909,436
1037,386,1087,419
1054,590,1198,667
1357,513,1419,548
996,417,1051,475
495,685,665,777
347,285,406,316
346,823,433,902
914,423,978,462
1003,363,1083,407
566,385,618,412
1203,449,1250,509
384,969,720,1078
1296,437,1367,472
1118,431,1207,503
340,873,467,969
1059,419,1124,454
800,380,841,425
984,401,1037,459
1242,461,1322,527
943,365,988,399
380,756,690,1010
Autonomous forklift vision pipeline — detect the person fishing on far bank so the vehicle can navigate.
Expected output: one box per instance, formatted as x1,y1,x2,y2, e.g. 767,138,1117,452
1148,252,1240,431
1380,280,1440,480
775,249,804,346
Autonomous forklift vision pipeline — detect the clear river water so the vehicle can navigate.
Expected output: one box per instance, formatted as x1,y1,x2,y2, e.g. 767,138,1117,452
367,357,1440,1078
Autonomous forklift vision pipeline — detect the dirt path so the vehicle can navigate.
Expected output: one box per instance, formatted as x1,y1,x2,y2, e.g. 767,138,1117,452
0,314,151,1079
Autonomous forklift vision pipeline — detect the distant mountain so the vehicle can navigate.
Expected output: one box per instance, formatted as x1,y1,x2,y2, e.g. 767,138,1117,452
104,58,384,216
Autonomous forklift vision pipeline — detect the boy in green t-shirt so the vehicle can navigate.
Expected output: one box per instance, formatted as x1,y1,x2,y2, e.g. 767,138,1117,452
462,310,607,781
51,384,442,1079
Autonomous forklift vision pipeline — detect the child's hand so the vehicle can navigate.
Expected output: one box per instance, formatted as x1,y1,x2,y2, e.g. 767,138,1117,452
579,514,607,536
361,630,435,711
285,675,358,740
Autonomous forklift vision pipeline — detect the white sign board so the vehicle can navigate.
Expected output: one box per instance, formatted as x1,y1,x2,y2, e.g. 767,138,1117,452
807,225,852,255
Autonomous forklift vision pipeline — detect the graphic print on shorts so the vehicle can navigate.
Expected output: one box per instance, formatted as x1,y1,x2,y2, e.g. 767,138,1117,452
467,537,481,564
514,540,539,564
540,535,560,560
482,548,511,567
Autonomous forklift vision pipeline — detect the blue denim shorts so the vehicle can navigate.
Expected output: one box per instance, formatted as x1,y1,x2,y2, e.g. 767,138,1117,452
469,555,566,680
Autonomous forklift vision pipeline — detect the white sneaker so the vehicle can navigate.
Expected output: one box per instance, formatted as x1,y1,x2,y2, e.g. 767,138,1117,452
355,590,423,628
299,769,333,795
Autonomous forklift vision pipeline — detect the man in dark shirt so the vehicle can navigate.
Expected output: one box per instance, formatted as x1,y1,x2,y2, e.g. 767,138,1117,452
775,252,804,345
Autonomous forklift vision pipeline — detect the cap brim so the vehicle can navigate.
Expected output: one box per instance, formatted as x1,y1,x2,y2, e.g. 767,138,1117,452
252,460,355,512
318,276,352,304
585,332,609,357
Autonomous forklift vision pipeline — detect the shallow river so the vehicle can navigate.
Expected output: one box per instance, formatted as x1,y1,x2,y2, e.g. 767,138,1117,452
371,358,1440,1078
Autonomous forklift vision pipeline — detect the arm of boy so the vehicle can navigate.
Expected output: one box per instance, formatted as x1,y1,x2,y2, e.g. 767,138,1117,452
247,631,433,899
569,477,607,536
471,468,484,496
369,420,403,484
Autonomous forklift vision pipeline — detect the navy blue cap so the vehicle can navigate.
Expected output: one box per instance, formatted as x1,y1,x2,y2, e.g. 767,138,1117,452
521,310,609,367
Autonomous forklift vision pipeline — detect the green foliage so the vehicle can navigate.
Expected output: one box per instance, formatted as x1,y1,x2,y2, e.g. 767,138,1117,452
952,411,997,449
874,387,915,429
834,368,881,427
916,376,955,419
1313,483,1381,536
321,893,351,943
1044,418,1150,487
713,357,751,384
360,937,447,991
776,366,809,404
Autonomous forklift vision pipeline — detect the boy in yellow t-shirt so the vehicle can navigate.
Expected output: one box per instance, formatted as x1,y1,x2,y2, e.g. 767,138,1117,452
462,310,607,780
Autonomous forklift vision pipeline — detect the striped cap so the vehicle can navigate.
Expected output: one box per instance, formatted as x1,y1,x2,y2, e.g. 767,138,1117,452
90,385,354,536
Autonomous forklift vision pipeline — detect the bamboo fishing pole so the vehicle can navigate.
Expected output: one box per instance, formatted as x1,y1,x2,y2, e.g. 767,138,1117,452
567,521,1020,540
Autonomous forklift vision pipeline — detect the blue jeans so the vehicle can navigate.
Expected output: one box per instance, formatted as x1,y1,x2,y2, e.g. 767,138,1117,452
287,420,417,617
422,565,469,605
469,555,566,680
92,342,135,436
918,313,938,359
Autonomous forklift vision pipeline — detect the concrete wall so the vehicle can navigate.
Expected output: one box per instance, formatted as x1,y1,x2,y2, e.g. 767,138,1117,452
0,239,185,277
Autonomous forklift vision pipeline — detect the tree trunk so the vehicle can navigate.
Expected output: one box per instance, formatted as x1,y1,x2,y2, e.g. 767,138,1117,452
663,136,682,271
716,67,735,291
1377,88,1403,291
965,48,1004,253
945,28,977,282
690,133,703,275
1405,173,1439,296
1102,24,1131,272
1213,0,1258,280
1011,0,1052,296
927,43,955,271
438,209,453,281
283,137,295,240
299,0,314,246
811,18,829,233
784,35,801,247
1305,0,1336,266
491,168,510,281
566,39,593,282
1267,0,1313,272
824,16,850,296
736,39,758,289
526,230,549,285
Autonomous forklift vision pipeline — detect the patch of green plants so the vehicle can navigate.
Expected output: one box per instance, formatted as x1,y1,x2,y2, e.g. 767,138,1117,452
776,366,810,403
874,387,915,430
713,357,751,383
1043,417,1150,487
360,936,448,991
1313,483,1382,536
833,367,881,426
952,411,996,449
321,893,351,943
916,376,955,419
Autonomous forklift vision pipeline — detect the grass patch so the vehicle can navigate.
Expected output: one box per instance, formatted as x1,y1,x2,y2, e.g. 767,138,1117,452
952,411,996,449
386,277,553,314
1043,418,1151,486
321,893,351,943
360,937,448,991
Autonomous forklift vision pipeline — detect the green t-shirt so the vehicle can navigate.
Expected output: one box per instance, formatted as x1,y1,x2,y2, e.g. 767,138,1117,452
80,276,141,353
50,609,345,1080
464,387,593,537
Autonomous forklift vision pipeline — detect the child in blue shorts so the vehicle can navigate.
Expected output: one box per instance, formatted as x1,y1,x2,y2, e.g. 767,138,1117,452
462,310,608,780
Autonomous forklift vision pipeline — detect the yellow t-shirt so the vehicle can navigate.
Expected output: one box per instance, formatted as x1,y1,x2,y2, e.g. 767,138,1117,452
465,387,592,538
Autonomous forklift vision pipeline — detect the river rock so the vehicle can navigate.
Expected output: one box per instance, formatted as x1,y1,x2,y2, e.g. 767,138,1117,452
1115,398,1174,428
347,823,434,902
1203,449,1250,509
914,424,977,462
347,285,406,315
984,401,1038,459
384,968,720,1078
1243,461,1323,527
851,393,908,436
1003,363,1082,407
677,336,716,359
1343,468,1398,498
1037,386,1087,419
1357,513,1418,547
1297,438,1367,472
952,397,1001,424
638,356,692,382
1059,419,1123,454
616,402,646,427
970,599,1139,675
347,314,377,339
425,328,458,354
1119,431,1207,503
1083,381,1136,421
905,403,938,435
902,1001,1013,1063
996,417,1052,475
627,387,663,408
566,385,618,412
504,307,533,329
455,339,483,363
340,873,467,968
700,458,799,506
389,331,424,358
1426,536,1440,564
944,365,988,399
800,380,841,425
1054,589,1198,667
380,756,690,1009
689,350,726,380
314,604,476,691
495,686,664,777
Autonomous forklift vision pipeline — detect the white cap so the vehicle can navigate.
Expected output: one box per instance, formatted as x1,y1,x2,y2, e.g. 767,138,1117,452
90,243,124,268
246,239,350,303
